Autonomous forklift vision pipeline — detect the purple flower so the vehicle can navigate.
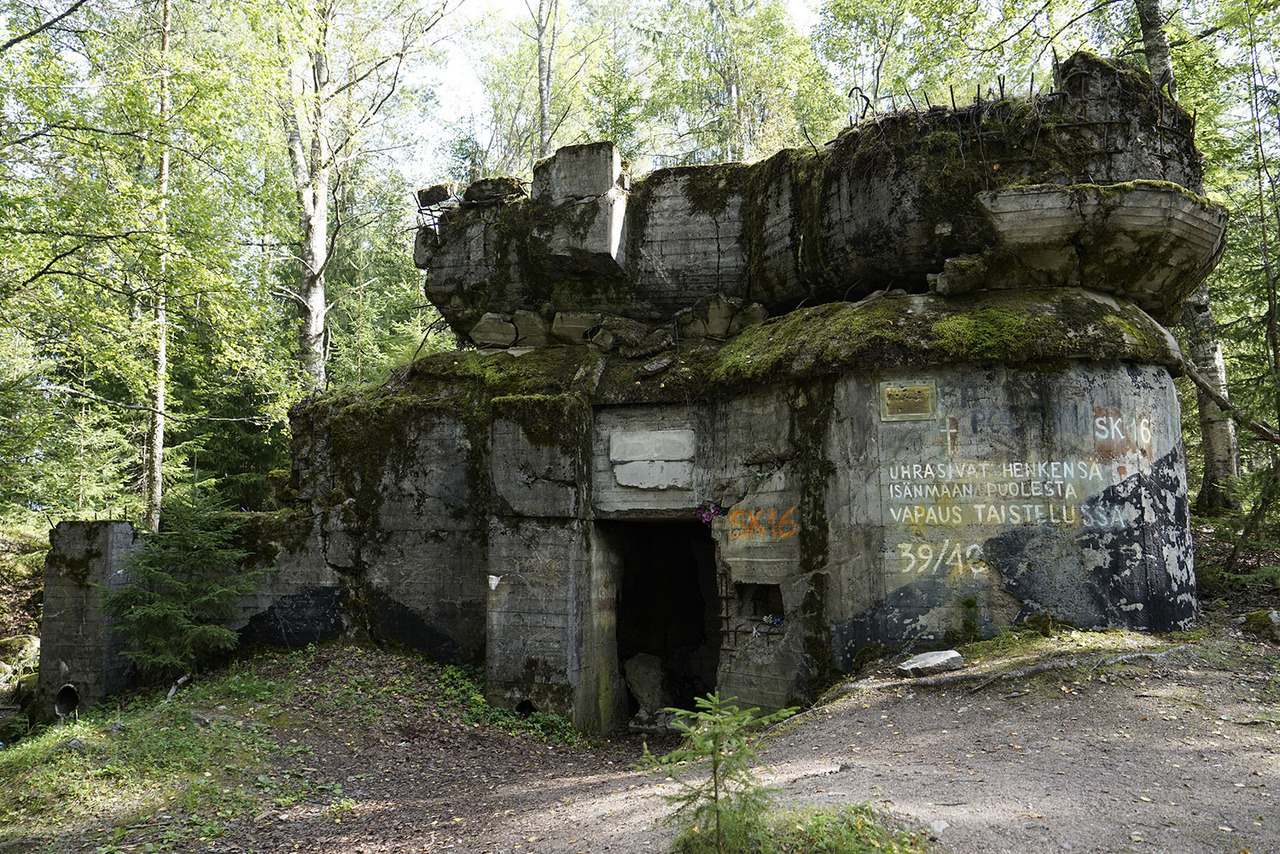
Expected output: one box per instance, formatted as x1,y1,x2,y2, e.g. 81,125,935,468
696,501,724,523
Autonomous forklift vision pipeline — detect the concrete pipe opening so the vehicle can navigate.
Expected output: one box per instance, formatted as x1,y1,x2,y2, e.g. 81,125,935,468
54,683,79,718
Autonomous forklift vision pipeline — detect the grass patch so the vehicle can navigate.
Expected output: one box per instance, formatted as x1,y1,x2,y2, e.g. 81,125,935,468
0,679,283,852
771,805,933,853
0,640,585,852
957,625,1177,667
669,804,933,853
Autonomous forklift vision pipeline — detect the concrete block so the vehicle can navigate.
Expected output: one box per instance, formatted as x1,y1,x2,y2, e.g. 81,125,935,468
537,190,628,274
417,182,457,207
463,176,525,202
609,429,696,462
532,142,622,201
551,312,602,343
513,311,549,347
470,313,517,348
704,294,735,339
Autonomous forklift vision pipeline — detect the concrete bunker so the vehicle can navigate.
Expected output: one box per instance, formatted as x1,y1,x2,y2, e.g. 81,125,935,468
38,53,1229,732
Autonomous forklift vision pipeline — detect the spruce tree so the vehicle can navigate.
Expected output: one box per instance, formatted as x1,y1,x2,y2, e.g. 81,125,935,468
103,488,260,680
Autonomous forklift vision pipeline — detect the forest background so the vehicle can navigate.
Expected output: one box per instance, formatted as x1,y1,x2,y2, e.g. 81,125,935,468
1,0,1278,623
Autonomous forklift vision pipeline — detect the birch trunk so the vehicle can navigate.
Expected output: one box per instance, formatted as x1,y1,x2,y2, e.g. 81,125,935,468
145,0,173,532
282,4,334,390
1135,0,1176,97
1182,285,1241,512
533,0,557,159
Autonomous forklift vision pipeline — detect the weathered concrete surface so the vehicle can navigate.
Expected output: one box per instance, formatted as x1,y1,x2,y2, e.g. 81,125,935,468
935,182,1228,320
416,54,1226,344
36,522,138,720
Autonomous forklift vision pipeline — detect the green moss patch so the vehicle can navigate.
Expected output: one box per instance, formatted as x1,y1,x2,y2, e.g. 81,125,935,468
707,289,1177,390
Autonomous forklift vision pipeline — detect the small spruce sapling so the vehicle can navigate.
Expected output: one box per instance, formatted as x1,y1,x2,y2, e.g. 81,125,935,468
102,487,262,682
639,692,797,854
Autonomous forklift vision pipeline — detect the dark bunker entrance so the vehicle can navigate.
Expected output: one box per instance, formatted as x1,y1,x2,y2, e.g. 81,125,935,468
605,520,720,714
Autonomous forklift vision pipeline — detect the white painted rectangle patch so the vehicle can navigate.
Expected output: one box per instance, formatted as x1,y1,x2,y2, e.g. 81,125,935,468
612,460,694,490
609,429,696,462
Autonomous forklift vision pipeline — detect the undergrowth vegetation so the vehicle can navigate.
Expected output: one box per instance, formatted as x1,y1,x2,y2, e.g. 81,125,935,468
0,638,936,854
0,640,583,852
641,694,932,854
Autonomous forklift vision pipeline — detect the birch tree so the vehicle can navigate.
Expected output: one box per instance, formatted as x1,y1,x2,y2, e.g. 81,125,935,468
272,0,447,390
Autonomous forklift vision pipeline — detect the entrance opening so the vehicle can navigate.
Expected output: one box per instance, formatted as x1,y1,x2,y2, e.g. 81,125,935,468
608,520,720,713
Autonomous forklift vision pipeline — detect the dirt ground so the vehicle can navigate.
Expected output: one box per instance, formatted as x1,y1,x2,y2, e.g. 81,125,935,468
204,614,1278,854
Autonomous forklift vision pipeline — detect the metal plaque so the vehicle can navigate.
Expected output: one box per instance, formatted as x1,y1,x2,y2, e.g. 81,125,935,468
880,380,936,421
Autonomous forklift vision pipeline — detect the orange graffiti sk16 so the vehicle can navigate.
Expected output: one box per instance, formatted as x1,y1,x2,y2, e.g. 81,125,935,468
728,507,798,539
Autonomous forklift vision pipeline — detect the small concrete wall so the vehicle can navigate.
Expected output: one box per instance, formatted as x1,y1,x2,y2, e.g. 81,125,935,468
37,521,138,720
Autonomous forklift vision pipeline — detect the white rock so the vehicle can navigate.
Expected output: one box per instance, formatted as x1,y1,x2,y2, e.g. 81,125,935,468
896,650,964,677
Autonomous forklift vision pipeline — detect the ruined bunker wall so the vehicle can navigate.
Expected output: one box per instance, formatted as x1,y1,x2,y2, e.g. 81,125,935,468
485,386,630,734
589,343,1193,713
828,361,1194,660
266,290,1189,719
254,348,629,731
37,521,139,720
245,380,498,664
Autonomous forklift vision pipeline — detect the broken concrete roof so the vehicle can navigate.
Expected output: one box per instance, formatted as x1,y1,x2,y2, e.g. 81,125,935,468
415,53,1226,347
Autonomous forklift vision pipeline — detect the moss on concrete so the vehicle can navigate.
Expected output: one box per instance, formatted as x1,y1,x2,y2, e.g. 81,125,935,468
492,393,589,451
706,289,1178,391
929,307,1037,361
791,380,840,700
679,162,751,218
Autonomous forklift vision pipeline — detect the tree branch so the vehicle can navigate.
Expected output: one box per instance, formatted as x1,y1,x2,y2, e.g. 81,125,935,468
0,0,90,54
1182,359,1280,444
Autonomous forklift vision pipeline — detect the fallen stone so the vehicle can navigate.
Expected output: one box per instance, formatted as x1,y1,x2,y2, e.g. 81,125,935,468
639,355,672,375
896,650,964,677
623,653,670,713
728,302,768,336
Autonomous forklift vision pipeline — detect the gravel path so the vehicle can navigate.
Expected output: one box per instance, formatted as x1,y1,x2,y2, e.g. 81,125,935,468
209,626,1278,854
